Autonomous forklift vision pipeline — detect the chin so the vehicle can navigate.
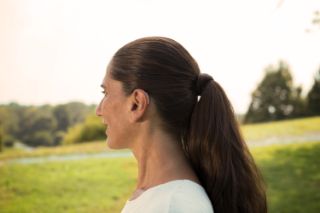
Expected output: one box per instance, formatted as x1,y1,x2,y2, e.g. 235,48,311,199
106,139,127,150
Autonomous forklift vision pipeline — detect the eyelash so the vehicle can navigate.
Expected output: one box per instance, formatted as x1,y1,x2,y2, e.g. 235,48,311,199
101,90,108,96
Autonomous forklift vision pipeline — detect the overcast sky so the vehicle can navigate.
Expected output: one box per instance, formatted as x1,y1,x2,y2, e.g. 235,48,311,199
1,0,319,113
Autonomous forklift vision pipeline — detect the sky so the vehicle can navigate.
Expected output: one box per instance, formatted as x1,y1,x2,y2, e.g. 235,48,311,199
0,0,320,113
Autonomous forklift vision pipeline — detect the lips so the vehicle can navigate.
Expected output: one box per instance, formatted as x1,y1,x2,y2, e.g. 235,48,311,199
102,118,108,126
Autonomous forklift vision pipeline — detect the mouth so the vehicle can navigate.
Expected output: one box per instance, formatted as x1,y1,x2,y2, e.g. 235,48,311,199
102,118,108,126
102,119,108,133
104,125,108,132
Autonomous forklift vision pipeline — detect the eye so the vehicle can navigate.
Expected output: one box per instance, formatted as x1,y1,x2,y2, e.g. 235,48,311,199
101,90,108,96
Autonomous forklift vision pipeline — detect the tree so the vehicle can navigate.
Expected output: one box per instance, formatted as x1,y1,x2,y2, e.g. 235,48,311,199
63,113,105,144
53,104,71,131
0,103,22,146
244,61,304,123
307,68,320,115
0,102,96,147
19,106,57,146
0,127,3,152
66,102,94,125
312,10,320,28
306,10,320,33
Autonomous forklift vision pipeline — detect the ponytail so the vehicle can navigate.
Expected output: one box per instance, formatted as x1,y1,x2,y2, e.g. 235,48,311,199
109,37,267,213
183,76,267,213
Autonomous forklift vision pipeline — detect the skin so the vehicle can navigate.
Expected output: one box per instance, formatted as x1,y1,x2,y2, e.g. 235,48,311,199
96,71,200,200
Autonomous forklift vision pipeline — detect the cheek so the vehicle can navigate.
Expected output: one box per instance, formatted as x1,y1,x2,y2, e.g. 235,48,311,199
106,108,132,149
101,99,114,120
99,93,131,149
104,99,127,124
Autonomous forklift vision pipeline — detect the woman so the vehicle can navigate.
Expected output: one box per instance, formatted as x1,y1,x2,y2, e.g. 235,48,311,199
96,37,267,213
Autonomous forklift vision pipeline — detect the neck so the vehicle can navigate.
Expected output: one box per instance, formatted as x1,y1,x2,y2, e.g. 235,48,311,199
130,125,199,190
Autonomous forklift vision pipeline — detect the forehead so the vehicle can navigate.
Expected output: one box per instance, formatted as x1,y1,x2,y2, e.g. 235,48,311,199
102,72,126,95
102,71,111,87
102,65,115,84
101,63,113,86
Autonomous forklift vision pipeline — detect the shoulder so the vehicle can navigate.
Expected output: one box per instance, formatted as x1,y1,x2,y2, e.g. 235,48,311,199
121,180,214,213
168,180,214,213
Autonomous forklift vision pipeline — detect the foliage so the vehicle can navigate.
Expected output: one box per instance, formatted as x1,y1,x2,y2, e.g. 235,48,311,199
20,106,57,146
0,103,22,145
53,105,71,131
0,127,3,152
53,102,95,131
0,116,318,160
0,102,95,147
63,114,106,144
245,61,305,123
306,69,320,115
312,10,320,27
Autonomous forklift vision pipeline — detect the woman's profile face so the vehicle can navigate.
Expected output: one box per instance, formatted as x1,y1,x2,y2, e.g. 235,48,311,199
96,72,132,149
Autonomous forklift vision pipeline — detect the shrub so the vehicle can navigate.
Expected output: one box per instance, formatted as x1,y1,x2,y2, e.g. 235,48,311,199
63,114,105,144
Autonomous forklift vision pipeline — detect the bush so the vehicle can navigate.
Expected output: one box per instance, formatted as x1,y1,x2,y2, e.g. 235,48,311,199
24,131,54,147
63,114,105,144
3,135,15,148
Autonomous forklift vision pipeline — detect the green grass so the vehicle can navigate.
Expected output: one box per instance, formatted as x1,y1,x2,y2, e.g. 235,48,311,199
0,157,137,213
1,116,320,212
0,142,319,212
252,142,320,213
241,116,320,141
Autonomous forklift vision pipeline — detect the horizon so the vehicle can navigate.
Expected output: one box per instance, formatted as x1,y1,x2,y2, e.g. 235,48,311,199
1,0,320,113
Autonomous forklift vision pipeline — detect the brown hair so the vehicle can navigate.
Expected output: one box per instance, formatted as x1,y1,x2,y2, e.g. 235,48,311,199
110,37,267,213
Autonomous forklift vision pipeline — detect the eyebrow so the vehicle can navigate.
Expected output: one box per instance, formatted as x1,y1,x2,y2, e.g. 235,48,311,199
100,84,105,88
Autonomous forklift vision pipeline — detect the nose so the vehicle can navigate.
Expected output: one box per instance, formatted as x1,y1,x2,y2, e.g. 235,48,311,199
96,100,102,117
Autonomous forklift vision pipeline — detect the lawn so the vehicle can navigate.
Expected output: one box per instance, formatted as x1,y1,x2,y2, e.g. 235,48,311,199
0,116,320,212
252,142,320,213
0,157,137,213
0,142,319,212
241,116,320,141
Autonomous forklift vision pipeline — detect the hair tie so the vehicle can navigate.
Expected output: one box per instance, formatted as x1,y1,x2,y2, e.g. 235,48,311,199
196,73,214,95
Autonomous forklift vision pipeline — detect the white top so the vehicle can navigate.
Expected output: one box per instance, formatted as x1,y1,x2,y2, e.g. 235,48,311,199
121,179,214,213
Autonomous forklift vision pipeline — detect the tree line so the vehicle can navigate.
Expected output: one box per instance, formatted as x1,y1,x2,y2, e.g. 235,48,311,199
244,61,320,123
0,61,319,149
0,102,105,148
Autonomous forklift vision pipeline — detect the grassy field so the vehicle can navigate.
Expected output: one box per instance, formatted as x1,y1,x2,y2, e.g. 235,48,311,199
0,116,320,212
241,116,320,141
0,158,137,213
253,142,320,213
0,142,319,212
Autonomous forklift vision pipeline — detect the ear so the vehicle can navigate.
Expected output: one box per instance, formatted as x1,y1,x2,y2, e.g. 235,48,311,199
128,89,150,122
